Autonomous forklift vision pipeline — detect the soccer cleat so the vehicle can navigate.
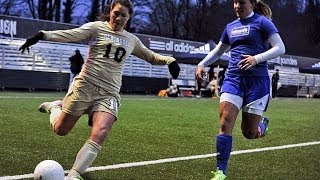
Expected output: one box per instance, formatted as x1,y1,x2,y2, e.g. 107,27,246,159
196,95,202,98
38,100,62,113
64,175,84,180
211,169,226,180
261,116,269,136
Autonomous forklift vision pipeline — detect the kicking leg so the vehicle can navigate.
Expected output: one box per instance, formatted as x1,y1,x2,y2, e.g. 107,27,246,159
39,100,81,136
241,113,269,139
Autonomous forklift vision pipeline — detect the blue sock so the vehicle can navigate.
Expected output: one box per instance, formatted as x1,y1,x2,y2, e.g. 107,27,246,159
259,122,266,136
216,134,232,175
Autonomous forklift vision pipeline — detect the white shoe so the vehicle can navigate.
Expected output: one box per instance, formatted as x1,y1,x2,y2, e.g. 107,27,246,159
38,100,62,113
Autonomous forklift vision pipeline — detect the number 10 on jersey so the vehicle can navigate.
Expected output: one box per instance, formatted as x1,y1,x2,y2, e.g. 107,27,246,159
103,43,127,63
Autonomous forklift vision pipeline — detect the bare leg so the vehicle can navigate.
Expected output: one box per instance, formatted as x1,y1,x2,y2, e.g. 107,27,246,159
219,101,239,135
241,112,261,139
52,111,81,136
39,100,81,135
66,112,116,178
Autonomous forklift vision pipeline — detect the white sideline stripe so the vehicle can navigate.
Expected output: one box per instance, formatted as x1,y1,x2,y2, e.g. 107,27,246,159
0,96,61,99
1,141,319,180
0,96,198,101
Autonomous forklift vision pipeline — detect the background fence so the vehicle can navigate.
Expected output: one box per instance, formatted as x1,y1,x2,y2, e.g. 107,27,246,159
0,37,319,97
0,37,197,80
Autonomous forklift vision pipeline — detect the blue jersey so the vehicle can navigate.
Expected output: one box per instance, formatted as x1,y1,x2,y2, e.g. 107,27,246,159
221,13,278,77
220,13,278,105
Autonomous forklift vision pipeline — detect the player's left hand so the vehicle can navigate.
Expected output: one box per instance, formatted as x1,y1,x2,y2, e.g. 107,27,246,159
238,54,257,70
168,61,180,79
18,32,44,53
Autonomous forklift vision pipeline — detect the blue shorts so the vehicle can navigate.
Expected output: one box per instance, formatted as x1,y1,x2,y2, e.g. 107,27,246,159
220,74,270,113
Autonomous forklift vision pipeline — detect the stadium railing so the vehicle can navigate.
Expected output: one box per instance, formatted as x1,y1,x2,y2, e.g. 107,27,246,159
171,79,196,96
1,37,319,97
0,37,197,80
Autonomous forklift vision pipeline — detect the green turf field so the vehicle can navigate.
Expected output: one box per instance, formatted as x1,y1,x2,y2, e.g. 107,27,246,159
0,92,319,180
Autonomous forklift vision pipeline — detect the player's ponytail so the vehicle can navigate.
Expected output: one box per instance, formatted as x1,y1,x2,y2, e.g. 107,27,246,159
253,0,272,20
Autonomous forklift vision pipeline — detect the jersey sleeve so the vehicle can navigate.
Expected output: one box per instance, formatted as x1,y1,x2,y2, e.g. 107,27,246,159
260,17,278,39
131,36,175,65
42,22,98,43
220,26,230,45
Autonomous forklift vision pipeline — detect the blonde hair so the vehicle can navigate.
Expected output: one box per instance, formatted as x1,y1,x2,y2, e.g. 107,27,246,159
253,0,272,19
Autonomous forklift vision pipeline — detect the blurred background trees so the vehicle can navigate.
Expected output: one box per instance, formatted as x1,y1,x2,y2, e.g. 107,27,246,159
0,0,319,58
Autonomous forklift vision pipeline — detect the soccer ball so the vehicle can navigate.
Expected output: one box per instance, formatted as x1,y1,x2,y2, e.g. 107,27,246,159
34,160,65,180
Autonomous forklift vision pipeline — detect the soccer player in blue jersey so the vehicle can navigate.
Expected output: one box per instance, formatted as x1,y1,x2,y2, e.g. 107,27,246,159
19,0,180,179
195,0,285,179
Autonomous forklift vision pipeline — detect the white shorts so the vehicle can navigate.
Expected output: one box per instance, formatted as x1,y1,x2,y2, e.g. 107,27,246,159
220,93,269,116
63,77,119,119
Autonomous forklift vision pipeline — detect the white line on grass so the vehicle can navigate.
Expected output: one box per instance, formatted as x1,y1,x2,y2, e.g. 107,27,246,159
1,141,320,180
0,96,62,99
0,95,201,101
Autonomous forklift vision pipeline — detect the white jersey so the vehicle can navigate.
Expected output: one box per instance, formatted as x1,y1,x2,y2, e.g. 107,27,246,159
42,21,175,101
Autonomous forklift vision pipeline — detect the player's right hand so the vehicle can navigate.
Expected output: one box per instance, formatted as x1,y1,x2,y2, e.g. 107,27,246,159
195,65,206,81
168,61,180,79
19,32,44,53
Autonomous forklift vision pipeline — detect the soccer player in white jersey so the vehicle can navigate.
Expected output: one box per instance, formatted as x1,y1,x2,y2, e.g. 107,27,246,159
19,0,180,179
195,0,285,179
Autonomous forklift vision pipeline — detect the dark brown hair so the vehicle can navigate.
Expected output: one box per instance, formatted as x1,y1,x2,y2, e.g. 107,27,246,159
100,0,133,21
252,0,272,19
111,0,133,16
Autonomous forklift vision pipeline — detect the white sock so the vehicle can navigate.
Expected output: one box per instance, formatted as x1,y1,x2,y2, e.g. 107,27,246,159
67,140,101,177
49,106,62,128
